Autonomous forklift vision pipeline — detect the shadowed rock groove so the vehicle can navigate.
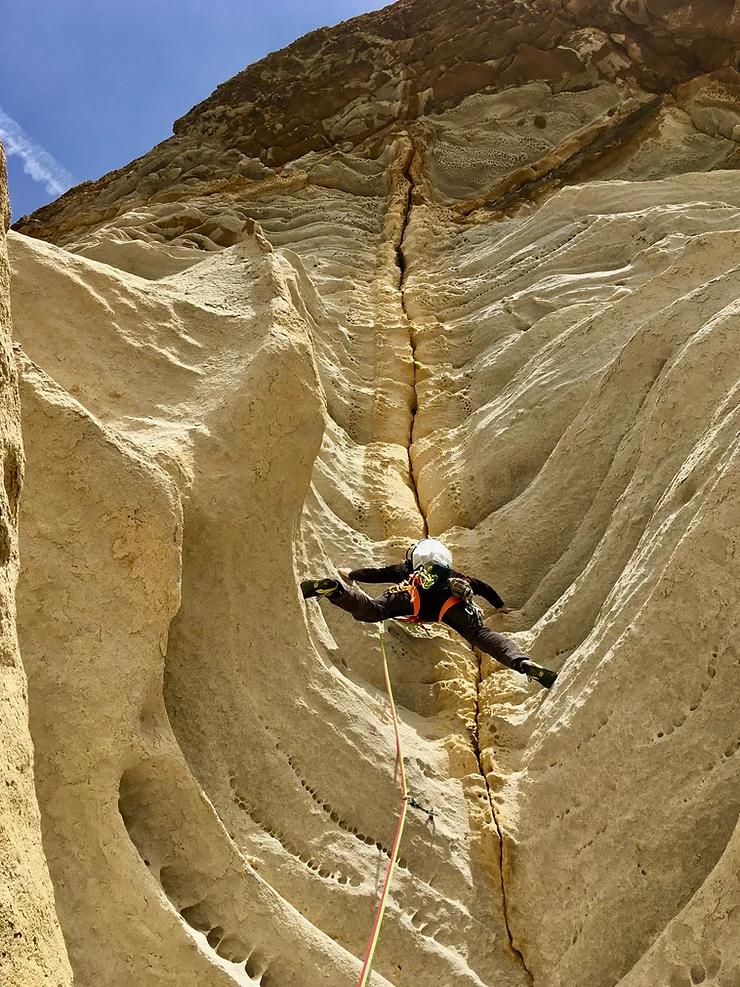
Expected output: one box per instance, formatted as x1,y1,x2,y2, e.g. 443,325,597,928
395,142,429,539
472,647,534,983
391,138,533,981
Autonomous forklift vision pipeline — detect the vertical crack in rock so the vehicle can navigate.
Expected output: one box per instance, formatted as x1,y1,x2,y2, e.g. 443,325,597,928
472,648,534,985
393,139,429,536
388,136,532,983
10,1,740,982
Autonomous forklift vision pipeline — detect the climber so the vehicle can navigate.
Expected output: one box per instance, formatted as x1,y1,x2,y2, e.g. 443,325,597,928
301,538,557,689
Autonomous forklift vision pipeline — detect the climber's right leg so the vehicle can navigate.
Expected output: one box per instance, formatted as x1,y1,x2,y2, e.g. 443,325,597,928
301,579,413,623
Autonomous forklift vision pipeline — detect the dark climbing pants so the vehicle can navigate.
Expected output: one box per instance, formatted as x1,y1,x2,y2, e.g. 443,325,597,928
329,583,528,672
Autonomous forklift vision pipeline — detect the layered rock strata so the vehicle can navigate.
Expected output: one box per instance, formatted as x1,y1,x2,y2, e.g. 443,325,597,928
14,0,740,252
7,1,740,986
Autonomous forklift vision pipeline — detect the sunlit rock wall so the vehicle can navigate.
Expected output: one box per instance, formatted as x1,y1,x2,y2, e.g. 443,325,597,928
0,146,72,987
7,1,740,985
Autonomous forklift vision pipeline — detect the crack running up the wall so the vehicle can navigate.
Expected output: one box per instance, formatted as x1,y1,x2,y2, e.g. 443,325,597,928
393,140,428,538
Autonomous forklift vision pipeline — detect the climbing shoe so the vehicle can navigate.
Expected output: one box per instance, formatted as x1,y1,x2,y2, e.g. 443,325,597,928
519,660,558,689
301,578,340,600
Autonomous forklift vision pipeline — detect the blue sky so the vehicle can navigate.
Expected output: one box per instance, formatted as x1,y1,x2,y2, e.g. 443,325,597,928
0,0,388,222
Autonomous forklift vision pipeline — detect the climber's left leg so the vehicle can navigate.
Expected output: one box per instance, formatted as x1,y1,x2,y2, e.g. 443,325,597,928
443,606,558,689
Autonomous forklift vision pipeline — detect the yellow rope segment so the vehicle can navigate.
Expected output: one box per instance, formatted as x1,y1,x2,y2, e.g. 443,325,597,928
356,622,409,987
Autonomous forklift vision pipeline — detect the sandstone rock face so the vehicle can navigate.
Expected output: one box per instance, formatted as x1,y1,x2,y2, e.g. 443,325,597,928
0,149,72,987
7,1,740,986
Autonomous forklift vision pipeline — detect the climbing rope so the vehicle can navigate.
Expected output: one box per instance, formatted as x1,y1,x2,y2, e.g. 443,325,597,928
355,622,409,987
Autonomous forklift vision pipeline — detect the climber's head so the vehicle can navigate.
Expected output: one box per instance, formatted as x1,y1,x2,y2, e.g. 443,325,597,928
409,538,453,571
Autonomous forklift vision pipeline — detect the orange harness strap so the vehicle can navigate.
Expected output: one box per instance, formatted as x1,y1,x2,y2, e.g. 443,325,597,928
437,594,462,622
398,584,461,625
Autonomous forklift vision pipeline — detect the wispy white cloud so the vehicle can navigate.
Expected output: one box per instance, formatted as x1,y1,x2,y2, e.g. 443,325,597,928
0,107,73,197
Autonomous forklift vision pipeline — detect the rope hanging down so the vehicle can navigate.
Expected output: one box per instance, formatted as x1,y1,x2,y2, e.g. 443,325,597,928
355,622,409,987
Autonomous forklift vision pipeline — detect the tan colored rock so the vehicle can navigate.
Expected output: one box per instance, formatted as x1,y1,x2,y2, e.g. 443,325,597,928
17,354,393,987
677,68,740,139
4,1,740,986
10,216,525,986
0,147,72,987
12,168,740,987
618,817,740,987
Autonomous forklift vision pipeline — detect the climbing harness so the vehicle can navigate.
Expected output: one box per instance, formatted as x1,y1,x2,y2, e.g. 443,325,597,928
394,563,464,626
355,622,434,986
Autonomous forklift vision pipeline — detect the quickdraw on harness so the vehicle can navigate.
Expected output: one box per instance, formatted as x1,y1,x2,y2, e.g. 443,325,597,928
393,564,483,628
355,623,435,987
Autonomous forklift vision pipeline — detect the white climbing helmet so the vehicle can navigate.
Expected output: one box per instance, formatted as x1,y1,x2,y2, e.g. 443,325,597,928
411,538,452,570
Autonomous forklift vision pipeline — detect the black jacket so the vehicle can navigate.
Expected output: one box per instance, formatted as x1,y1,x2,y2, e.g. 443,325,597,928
348,561,505,621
